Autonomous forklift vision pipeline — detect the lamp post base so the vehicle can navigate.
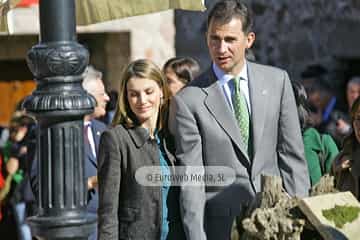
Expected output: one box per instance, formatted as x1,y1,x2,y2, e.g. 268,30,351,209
28,213,96,240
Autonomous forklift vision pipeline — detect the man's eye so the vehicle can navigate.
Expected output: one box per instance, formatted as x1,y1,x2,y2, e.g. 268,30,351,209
225,38,236,43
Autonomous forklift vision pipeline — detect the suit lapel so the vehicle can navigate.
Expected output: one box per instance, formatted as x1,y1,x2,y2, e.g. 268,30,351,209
86,122,102,167
203,69,250,162
248,62,268,159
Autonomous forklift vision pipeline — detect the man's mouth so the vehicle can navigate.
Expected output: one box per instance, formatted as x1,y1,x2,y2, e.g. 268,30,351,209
217,56,231,63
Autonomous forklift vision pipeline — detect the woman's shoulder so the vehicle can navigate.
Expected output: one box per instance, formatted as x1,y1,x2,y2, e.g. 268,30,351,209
103,124,126,133
101,124,129,141
303,128,321,147
303,127,319,136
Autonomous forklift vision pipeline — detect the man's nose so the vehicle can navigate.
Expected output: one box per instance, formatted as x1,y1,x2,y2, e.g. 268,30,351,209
218,40,227,53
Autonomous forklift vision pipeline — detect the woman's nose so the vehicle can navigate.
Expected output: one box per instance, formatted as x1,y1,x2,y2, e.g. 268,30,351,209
138,93,146,104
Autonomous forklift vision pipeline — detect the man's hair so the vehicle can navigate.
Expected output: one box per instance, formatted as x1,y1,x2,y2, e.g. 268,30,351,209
207,0,253,33
163,57,200,84
82,65,103,92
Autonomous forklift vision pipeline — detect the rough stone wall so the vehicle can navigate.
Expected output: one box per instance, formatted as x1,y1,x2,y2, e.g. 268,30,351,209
78,33,131,92
250,0,360,80
175,9,210,71
175,0,360,83
78,10,175,68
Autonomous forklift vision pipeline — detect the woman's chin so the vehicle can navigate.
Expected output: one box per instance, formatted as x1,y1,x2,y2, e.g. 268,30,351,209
136,115,152,124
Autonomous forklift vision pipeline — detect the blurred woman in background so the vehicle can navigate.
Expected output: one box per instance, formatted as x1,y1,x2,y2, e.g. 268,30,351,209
163,57,200,96
332,96,360,200
292,81,339,186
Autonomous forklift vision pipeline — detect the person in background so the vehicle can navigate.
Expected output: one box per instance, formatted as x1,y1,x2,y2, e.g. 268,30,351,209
332,96,360,200
292,81,339,186
168,1,310,239
163,57,200,96
0,111,35,240
0,126,9,148
81,65,109,240
82,65,109,191
0,154,19,217
333,76,360,141
0,155,19,238
97,59,184,240
100,90,118,125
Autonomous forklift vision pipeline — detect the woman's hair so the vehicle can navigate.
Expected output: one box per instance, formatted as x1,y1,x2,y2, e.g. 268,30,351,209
163,57,200,84
291,81,312,131
112,59,170,130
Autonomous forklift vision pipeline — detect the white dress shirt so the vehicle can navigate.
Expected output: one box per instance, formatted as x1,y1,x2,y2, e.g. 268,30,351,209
213,61,251,114
84,121,97,157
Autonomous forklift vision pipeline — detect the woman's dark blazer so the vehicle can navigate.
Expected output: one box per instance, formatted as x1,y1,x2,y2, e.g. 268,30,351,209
97,124,184,240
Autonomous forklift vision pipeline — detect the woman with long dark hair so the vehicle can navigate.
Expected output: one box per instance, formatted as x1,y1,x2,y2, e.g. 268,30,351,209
292,81,339,186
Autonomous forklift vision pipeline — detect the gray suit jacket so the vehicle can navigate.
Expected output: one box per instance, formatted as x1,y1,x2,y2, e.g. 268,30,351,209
168,62,310,240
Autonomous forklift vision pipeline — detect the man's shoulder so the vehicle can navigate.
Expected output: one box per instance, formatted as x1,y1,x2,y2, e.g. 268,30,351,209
101,124,129,143
248,61,287,76
91,119,107,131
188,69,213,88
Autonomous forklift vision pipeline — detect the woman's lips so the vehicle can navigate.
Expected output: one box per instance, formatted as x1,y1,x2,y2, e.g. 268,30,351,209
136,106,152,113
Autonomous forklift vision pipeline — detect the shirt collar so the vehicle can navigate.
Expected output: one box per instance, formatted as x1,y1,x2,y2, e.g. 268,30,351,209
127,126,151,148
213,61,248,87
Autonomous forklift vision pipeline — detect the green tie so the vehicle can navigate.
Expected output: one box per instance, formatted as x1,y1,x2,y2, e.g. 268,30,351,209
232,76,250,151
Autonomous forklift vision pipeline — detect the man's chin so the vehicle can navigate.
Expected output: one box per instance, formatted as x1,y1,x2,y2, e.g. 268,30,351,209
92,109,106,119
215,61,231,72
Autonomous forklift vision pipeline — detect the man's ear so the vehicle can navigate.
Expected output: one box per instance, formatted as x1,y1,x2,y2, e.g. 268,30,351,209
246,32,255,49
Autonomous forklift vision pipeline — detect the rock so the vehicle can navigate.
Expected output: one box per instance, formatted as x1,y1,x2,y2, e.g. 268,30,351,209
238,175,305,240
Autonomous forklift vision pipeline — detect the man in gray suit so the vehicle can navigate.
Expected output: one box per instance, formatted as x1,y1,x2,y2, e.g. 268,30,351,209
168,1,310,239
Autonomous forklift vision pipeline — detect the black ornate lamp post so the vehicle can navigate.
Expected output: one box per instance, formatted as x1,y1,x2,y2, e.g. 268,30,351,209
24,0,96,239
